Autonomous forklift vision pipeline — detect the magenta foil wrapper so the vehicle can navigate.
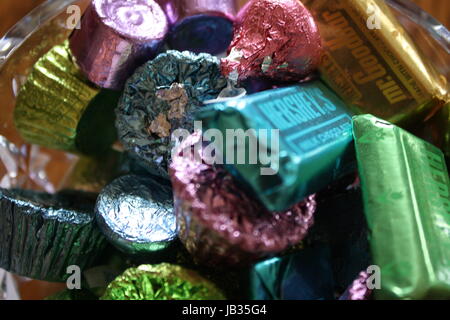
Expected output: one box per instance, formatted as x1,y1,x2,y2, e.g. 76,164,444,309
341,271,373,300
169,132,316,267
222,0,322,82
69,0,169,90
157,0,238,54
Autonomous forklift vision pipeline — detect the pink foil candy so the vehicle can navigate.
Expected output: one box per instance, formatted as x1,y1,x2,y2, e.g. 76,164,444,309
69,0,169,90
222,0,322,82
169,131,316,267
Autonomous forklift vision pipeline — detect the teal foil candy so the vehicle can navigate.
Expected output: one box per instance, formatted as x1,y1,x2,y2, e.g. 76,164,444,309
0,189,107,282
198,81,355,211
353,114,450,299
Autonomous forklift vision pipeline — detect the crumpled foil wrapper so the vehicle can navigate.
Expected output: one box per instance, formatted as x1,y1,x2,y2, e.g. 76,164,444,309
95,174,177,255
222,0,322,82
116,50,227,179
0,188,107,282
169,131,316,266
340,271,372,300
101,263,225,300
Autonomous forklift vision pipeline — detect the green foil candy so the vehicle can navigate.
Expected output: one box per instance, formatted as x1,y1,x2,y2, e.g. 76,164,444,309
353,114,450,300
101,263,226,300
198,81,355,211
0,188,107,282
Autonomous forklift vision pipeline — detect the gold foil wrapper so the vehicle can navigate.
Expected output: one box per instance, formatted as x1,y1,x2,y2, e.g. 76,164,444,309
303,0,448,126
14,40,100,153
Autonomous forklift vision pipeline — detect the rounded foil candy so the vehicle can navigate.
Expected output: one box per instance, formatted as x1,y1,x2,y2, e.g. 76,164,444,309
0,189,106,282
14,41,119,155
101,263,225,300
157,0,237,54
69,0,169,90
169,132,316,266
95,174,176,255
116,50,227,179
221,0,322,82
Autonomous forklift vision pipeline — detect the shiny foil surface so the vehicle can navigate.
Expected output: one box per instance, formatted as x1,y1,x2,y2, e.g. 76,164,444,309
0,188,107,282
69,0,169,90
250,246,335,300
95,174,177,255
157,0,237,54
302,0,448,127
169,132,316,266
340,271,372,300
221,0,322,82
13,41,118,155
116,50,226,179
353,114,450,299
101,263,225,300
198,81,355,211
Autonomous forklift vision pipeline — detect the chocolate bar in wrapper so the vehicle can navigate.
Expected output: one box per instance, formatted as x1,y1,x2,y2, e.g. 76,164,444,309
303,0,448,127
353,114,450,299
198,81,355,211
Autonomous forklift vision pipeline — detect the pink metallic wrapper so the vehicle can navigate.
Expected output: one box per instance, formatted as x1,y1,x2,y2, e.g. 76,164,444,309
169,132,316,267
69,0,169,90
342,271,373,300
157,0,238,54
222,0,322,82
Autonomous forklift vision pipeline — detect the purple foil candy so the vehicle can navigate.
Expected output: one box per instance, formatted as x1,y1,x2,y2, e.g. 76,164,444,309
157,0,237,54
69,0,169,90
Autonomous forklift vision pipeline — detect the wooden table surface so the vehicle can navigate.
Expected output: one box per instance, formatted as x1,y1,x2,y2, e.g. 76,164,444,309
1,0,449,37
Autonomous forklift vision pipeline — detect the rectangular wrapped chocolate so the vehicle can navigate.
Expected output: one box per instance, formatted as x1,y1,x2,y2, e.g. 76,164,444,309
303,0,448,127
353,114,450,299
198,81,355,211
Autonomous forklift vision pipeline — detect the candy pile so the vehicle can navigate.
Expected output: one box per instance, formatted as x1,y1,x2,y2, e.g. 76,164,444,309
0,0,449,300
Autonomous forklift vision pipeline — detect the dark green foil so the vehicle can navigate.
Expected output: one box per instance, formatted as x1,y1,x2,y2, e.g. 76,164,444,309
116,50,227,179
101,263,226,300
198,81,355,211
0,189,107,282
353,114,450,299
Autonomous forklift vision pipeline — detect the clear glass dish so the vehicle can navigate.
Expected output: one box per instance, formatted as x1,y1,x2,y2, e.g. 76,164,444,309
0,0,448,194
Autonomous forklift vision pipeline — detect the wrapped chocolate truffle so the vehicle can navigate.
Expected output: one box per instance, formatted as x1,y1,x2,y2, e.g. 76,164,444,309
14,41,120,155
221,0,322,82
302,0,448,127
95,174,177,255
198,81,355,211
101,263,225,300
169,131,316,266
353,114,450,299
69,0,169,90
158,0,237,54
116,50,227,179
0,188,106,282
